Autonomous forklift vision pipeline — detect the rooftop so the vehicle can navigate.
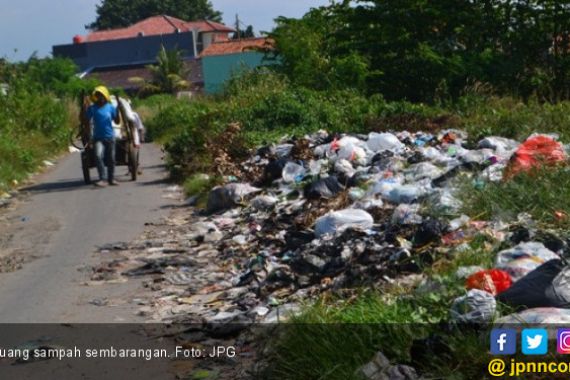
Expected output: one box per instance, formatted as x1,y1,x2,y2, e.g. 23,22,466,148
85,15,235,43
200,37,274,57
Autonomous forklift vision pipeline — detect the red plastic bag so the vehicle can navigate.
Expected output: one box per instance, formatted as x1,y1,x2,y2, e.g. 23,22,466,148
466,269,513,295
506,135,566,178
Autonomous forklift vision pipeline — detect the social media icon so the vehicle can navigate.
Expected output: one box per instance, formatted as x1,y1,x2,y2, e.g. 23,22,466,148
490,329,516,355
522,329,548,355
557,329,570,354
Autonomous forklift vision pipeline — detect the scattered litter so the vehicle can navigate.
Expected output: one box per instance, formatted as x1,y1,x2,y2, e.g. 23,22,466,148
314,209,374,237
450,289,496,323
465,269,512,296
497,259,570,309
505,135,566,178
497,307,570,324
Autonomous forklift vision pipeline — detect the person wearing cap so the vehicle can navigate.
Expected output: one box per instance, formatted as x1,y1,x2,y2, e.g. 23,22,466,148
85,86,121,186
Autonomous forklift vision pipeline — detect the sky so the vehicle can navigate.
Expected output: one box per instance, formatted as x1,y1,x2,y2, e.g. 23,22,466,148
0,0,330,62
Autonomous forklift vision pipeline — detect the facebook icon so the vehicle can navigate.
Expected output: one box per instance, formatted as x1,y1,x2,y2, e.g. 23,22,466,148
490,329,517,355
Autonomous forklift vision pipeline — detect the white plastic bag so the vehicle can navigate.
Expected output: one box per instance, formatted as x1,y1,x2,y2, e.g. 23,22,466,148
282,162,306,183
367,132,404,153
392,204,423,224
314,209,374,237
386,184,429,204
404,162,443,181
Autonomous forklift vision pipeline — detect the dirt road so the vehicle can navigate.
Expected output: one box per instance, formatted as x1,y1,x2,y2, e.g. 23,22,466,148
0,144,181,323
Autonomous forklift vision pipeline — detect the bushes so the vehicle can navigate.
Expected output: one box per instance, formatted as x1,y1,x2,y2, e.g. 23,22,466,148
143,69,570,184
0,60,78,191
142,72,395,178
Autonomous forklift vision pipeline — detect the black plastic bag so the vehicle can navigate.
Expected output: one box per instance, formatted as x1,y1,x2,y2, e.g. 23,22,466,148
497,259,570,309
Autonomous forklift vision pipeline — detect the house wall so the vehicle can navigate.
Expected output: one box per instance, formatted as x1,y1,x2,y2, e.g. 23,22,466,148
53,32,196,71
202,52,265,94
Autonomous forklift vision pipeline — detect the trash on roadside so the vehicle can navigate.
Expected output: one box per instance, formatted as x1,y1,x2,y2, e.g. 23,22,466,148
497,307,570,324
314,209,374,237
450,289,497,323
505,135,566,178
497,259,570,309
495,241,559,281
465,269,512,296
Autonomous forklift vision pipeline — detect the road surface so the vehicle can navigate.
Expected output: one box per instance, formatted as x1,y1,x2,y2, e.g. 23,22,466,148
0,144,181,323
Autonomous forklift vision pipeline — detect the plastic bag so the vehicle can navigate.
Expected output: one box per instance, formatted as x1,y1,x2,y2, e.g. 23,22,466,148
251,195,278,211
367,132,404,153
336,143,370,166
431,189,463,212
419,147,452,165
349,188,366,201
264,158,289,184
450,289,497,323
495,242,559,281
465,269,512,295
282,162,306,183
352,198,384,210
304,176,344,200
273,144,294,159
334,159,356,178
392,204,423,225
497,260,570,309
449,215,470,231
499,257,548,282
478,136,519,155
386,184,429,204
308,160,324,175
207,183,261,213
505,135,566,178
404,162,443,181
497,307,570,324
314,209,374,237
368,175,403,197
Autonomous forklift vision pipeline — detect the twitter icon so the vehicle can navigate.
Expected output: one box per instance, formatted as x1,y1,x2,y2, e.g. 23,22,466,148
522,329,548,355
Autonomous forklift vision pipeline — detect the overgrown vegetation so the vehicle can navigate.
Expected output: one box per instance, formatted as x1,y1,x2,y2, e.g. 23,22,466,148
461,166,570,228
260,292,490,380
0,57,94,191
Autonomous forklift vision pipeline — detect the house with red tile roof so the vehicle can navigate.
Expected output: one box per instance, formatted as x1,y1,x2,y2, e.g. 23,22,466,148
53,15,235,92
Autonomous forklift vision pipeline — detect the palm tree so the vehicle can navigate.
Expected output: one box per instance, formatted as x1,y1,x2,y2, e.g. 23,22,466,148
129,45,190,95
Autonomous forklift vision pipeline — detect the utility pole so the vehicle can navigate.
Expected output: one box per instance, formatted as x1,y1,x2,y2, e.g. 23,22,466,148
235,14,240,40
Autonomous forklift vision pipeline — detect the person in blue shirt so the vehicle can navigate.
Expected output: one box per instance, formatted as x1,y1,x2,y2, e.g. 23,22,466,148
85,86,121,186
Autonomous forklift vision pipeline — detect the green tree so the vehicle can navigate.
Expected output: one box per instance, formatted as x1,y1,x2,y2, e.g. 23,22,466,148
232,25,255,39
270,3,370,92
271,0,570,102
130,46,190,95
87,0,222,30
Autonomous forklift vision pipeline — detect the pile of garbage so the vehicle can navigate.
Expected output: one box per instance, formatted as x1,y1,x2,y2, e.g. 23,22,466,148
90,130,570,329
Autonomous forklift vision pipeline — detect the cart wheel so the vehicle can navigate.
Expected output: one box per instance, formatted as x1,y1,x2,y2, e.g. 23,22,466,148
81,152,91,184
129,146,138,181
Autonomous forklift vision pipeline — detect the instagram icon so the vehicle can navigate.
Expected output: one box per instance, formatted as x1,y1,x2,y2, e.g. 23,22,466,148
558,329,570,354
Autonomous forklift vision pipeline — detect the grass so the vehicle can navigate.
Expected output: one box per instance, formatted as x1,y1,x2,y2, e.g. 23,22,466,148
182,173,221,207
460,166,570,228
260,292,491,380
0,96,76,192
